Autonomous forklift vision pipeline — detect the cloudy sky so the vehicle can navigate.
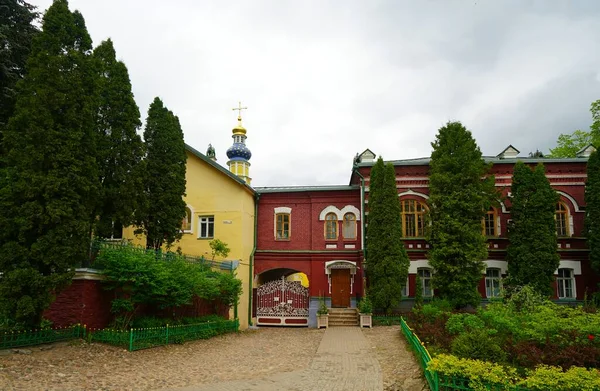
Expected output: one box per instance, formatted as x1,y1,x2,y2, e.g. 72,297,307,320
30,0,600,186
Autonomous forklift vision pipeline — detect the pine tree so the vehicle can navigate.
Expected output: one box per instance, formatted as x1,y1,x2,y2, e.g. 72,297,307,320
136,97,187,250
585,151,600,274
0,0,98,327
366,157,410,313
506,162,560,297
92,39,144,239
428,121,494,308
0,0,38,151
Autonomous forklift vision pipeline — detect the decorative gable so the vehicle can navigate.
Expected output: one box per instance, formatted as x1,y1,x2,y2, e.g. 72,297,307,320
358,148,376,163
576,144,596,158
497,145,520,159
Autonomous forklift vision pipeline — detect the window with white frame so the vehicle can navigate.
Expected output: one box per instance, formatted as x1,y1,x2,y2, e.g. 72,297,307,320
555,202,570,237
417,268,433,297
557,268,575,299
485,268,501,298
198,216,214,239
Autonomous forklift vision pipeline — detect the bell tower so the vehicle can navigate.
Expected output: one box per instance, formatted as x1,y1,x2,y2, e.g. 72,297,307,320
226,102,252,184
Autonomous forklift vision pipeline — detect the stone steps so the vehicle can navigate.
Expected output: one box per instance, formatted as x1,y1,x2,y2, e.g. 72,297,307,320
328,308,359,327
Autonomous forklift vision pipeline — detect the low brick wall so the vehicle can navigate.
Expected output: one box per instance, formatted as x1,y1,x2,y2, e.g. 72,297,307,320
44,270,112,329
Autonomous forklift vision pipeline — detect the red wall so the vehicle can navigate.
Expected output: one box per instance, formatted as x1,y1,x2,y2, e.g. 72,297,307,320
257,190,362,251
44,279,113,329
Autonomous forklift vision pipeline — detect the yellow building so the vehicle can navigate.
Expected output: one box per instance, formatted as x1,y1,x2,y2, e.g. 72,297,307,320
124,113,256,330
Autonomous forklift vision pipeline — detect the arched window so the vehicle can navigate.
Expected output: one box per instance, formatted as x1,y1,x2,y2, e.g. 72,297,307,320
485,268,501,298
325,212,338,240
557,268,575,299
401,199,427,237
556,202,570,237
417,268,433,297
482,207,498,237
342,213,356,239
182,207,192,232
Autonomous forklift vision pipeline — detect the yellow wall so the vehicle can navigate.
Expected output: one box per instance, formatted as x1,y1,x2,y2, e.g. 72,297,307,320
123,150,255,330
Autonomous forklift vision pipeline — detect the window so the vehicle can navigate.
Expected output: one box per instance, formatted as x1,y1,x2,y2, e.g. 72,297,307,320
557,268,575,299
418,268,433,297
276,213,290,240
182,207,192,232
401,277,409,297
325,212,338,240
556,202,570,237
401,200,427,237
199,216,214,239
485,268,501,298
342,213,356,239
482,208,498,237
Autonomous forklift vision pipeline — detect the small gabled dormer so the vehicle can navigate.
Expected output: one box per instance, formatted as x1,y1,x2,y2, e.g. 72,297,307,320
576,144,596,158
357,148,376,163
497,145,520,159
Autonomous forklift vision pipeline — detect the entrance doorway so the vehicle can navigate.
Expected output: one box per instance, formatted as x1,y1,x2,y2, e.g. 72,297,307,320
331,269,351,307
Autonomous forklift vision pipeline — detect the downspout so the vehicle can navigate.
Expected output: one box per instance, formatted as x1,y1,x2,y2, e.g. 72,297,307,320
353,168,366,261
248,193,260,327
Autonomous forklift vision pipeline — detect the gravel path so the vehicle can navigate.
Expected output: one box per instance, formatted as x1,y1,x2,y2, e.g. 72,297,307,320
363,326,428,391
0,326,426,391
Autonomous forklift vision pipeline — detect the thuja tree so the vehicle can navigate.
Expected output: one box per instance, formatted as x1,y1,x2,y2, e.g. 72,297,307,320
0,0,38,149
506,162,559,297
0,0,98,327
92,39,144,239
136,97,187,250
366,157,410,313
585,151,600,274
428,121,495,308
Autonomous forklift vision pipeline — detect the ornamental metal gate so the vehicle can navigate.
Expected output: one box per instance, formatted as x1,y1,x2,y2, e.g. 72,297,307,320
256,277,309,326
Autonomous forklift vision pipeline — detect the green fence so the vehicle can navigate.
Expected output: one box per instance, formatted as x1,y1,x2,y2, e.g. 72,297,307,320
90,319,239,351
400,317,438,390
1,324,84,350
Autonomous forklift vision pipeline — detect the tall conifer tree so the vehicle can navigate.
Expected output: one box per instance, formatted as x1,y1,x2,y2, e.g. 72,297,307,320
585,151,600,274
428,121,494,308
136,97,187,250
366,157,409,313
92,39,144,239
0,0,98,327
506,162,559,296
0,0,38,133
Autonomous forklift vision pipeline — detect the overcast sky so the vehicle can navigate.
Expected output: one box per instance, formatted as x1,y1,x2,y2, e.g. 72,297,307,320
30,0,600,186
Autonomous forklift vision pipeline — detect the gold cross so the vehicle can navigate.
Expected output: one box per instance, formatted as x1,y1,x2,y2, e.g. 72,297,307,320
232,101,248,120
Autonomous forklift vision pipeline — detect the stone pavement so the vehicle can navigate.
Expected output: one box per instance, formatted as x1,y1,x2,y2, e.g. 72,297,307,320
172,327,383,391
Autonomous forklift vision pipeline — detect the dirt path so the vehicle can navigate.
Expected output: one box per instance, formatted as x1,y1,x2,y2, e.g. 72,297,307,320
0,326,427,391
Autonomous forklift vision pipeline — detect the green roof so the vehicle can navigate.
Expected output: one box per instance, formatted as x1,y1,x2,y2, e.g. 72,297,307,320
255,185,359,194
185,143,255,194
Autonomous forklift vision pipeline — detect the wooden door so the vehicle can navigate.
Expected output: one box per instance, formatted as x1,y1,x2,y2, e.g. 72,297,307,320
331,269,351,308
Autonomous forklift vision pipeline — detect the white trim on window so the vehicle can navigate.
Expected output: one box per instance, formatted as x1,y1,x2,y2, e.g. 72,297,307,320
408,259,431,274
198,216,214,239
554,260,582,275
557,268,576,299
274,206,292,215
484,260,508,275
182,205,194,233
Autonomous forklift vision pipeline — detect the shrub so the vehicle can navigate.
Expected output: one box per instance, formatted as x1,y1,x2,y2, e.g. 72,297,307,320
446,313,485,335
428,354,516,391
358,297,373,314
517,365,600,391
451,329,507,363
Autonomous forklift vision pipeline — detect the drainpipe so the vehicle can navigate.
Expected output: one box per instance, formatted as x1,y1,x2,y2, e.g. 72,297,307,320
353,168,366,260
248,193,260,327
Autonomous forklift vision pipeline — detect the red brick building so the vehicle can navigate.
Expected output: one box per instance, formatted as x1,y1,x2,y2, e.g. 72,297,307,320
253,145,600,327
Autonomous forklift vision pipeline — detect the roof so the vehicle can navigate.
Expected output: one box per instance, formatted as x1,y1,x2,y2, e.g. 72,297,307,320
255,185,360,194
354,155,590,168
185,143,255,194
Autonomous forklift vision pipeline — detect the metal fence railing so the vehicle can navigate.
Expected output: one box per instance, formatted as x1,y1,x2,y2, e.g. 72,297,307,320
89,319,239,351
1,324,84,350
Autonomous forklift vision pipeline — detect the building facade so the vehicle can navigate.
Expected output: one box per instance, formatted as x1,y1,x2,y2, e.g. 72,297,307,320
251,145,600,327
